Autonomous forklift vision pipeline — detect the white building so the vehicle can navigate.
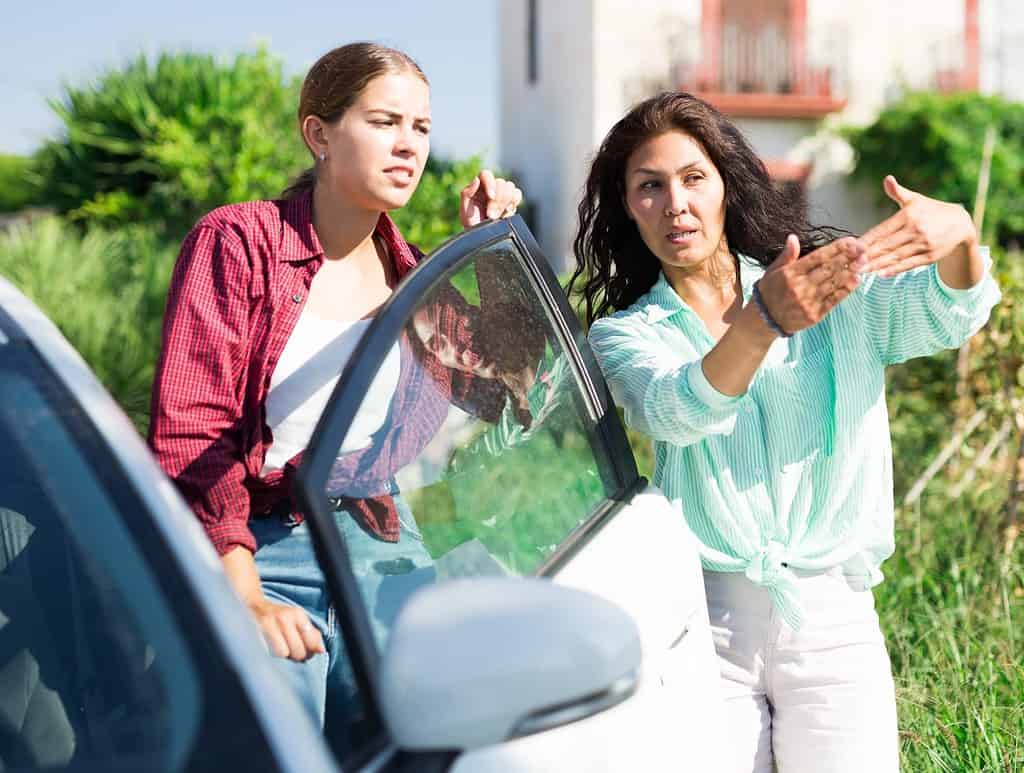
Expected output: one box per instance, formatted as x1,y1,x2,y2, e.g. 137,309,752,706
500,0,1020,272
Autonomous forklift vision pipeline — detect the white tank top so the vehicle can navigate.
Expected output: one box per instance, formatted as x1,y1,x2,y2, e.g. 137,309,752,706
261,311,401,474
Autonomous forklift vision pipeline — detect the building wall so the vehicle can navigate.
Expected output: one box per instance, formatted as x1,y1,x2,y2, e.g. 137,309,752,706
499,0,596,272
809,0,964,124
592,0,701,143
981,0,1024,99
501,1,1011,268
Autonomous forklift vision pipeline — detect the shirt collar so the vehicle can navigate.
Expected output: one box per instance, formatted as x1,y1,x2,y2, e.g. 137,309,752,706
277,189,421,279
279,190,323,263
641,254,766,325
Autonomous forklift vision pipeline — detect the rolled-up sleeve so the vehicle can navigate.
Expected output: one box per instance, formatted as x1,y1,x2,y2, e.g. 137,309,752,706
858,246,1001,366
148,225,255,555
589,316,748,447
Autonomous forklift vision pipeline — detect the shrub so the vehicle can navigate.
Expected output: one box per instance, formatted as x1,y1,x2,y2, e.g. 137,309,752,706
846,92,1024,247
0,217,175,430
31,49,306,236
391,155,484,252
0,155,40,213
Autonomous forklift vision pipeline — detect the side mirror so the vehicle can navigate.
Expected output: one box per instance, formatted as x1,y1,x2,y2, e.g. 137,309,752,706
378,577,641,752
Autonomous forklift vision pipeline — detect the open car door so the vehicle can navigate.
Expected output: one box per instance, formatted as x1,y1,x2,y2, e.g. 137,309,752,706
293,217,724,772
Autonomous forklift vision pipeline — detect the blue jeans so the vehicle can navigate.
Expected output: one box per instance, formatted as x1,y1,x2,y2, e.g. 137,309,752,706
250,499,435,744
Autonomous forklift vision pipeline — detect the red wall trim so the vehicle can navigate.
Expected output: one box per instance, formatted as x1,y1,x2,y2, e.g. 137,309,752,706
699,0,722,91
964,0,979,90
789,0,808,93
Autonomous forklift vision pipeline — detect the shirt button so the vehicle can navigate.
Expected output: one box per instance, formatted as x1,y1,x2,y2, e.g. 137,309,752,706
292,293,303,303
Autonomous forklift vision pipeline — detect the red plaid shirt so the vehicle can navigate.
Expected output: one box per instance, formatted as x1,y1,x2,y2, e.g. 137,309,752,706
148,191,503,555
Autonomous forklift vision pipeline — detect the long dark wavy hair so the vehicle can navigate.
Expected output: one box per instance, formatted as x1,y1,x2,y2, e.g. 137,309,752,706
570,92,844,325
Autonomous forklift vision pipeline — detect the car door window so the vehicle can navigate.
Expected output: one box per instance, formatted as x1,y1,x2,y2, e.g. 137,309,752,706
0,343,279,772
296,223,639,767
301,222,636,651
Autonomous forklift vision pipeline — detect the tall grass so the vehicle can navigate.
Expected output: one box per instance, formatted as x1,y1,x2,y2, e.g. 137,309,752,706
0,217,175,429
882,490,1023,770
882,407,1024,770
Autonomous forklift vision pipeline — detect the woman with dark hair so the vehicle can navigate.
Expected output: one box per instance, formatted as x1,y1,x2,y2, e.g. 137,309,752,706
573,91,999,772
148,41,526,739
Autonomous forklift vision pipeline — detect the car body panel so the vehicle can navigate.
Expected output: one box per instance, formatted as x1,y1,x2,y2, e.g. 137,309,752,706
0,276,339,773
448,484,724,772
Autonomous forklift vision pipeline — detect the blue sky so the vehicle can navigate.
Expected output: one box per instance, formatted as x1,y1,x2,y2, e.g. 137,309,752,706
0,0,499,163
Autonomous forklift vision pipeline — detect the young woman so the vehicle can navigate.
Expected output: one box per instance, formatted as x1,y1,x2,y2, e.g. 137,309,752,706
148,42,523,735
572,92,999,772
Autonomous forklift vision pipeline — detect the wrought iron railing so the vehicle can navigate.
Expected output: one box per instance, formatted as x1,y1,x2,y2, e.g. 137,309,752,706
670,22,849,101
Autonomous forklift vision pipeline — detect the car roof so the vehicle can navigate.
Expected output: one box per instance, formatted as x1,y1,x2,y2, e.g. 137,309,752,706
0,275,337,773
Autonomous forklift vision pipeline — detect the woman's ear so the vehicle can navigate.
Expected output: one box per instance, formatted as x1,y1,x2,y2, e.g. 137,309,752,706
300,115,328,157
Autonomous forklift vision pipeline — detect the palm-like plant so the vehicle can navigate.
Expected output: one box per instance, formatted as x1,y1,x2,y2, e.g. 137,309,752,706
32,49,306,236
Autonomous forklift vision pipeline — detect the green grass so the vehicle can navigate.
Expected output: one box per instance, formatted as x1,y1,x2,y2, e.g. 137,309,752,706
878,478,1024,771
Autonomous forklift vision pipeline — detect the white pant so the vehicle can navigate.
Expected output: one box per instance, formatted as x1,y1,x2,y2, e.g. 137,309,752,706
703,568,899,773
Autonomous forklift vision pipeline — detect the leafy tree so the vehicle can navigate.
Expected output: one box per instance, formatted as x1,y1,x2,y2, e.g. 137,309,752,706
32,49,306,236
846,91,1024,246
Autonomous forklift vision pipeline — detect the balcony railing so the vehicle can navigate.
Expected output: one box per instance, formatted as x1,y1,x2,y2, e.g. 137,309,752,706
929,32,975,92
669,22,849,118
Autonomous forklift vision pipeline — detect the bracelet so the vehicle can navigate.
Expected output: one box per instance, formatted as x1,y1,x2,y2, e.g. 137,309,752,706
751,281,791,338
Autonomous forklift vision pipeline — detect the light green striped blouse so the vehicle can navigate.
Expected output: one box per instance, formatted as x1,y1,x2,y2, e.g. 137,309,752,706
589,251,1000,629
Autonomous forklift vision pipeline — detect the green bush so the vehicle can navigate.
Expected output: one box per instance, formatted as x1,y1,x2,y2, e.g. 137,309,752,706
0,217,175,429
32,49,306,236
846,92,1024,246
0,155,40,213
391,155,483,252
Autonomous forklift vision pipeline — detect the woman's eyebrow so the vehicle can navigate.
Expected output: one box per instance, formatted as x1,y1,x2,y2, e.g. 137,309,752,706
631,161,703,177
366,108,432,123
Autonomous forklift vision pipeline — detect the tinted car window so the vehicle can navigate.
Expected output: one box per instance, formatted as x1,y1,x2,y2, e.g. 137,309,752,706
0,342,278,772
315,236,622,652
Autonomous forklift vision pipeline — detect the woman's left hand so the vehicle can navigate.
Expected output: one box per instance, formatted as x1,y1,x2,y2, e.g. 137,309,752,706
861,175,978,277
460,170,523,228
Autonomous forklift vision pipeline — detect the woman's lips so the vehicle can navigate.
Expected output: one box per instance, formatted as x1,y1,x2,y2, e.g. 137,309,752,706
667,229,698,244
384,167,415,185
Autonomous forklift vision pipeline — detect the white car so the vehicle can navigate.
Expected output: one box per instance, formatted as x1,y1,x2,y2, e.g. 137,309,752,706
0,216,723,772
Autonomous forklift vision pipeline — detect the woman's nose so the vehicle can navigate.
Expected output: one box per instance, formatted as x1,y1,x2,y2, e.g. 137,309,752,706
664,183,688,217
394,124,418,156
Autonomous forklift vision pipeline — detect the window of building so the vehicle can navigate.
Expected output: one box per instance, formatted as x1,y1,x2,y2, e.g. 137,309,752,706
527,0,539,85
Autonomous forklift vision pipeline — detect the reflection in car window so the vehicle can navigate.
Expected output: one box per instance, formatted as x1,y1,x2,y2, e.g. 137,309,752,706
319,237,620,653
0,362,200,770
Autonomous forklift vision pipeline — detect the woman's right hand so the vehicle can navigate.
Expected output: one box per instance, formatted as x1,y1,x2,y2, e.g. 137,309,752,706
756,234,867,335
248,598,326,662
221,545,326,662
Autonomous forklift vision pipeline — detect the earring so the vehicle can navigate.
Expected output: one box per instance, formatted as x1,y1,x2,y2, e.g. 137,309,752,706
318,151,327,162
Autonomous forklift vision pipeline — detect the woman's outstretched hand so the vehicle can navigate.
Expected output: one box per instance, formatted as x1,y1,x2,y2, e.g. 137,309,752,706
860,175,978,278
756,234,866,335
460,170,524,228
